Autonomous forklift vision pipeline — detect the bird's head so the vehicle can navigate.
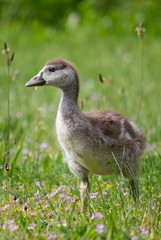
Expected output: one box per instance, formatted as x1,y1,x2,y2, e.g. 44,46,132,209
25,59,79,91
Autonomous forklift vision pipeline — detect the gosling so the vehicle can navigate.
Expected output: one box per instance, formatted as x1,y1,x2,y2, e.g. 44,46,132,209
25,59,146,209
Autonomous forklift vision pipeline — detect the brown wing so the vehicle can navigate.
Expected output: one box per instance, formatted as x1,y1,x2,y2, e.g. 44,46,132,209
83,110,124,139
83,110,146,156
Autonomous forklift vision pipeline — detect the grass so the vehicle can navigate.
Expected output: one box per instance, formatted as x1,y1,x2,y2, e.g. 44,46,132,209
0,22,161,239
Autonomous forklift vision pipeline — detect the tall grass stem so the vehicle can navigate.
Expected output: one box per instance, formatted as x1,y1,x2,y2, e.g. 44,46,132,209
7,63,10,162
136,38,143,122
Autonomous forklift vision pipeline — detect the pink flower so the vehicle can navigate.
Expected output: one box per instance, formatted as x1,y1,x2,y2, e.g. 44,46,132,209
59,194,66,198
102,191,107,195
35,181,44,187
22,148,28,154
40,142,48,149
120,181,125,185
90,192,98,199
131,237,138,240
2,204,9,210
90,212,104,220
47,235,57,239
30,211,37,216
27,222,36,230
95,224,105,234
47,212,53,216
43,204,49,209
8,220,14,225
150,202,154,210
141,228,149,235
9,224,18,231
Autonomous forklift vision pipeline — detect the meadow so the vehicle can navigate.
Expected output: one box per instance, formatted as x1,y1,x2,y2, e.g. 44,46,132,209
0,21,161,240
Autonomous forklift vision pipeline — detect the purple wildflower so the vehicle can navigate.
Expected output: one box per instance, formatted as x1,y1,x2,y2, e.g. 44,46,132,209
59,194,66,198
95,224,105,234
2,204,9,210
9,224,18,231
141,228,149,235
90,213,95,220
22,148,28,154
150,202,154,210
96,213,104,219
3,220,18,232
27,222,36,230
36,200,42,205
50,186,63,197
8,220,14,225
43,204,49,209
35,181,44,187
90,212,104,220
120,181,125,185
67,196,72,202
90,192,98,199
34,190,40,196
47,212,53,216
102,191,107,195
30,211,37,216
47,234,57,239
131,237,138,240
2,185,6,189
40,142,48,149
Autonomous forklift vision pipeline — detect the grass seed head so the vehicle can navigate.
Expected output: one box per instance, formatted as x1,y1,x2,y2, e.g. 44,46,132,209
4,42,7,50
10,52,15,62
4,163,10,171
136,22,146,39
99,73,104,83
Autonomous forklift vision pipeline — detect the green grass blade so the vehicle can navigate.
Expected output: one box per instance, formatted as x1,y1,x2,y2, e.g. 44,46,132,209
9,139,24,177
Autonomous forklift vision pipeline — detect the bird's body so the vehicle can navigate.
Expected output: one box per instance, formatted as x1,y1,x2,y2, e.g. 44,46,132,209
57,107,145,177
26,59,146,208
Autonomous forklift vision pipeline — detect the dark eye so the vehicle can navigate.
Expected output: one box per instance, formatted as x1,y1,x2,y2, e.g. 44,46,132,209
49,67,55,72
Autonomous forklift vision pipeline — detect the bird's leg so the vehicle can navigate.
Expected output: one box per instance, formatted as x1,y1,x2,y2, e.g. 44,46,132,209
129,178,139,201
122,162,139,201
80,179,90,211
68,160,90,210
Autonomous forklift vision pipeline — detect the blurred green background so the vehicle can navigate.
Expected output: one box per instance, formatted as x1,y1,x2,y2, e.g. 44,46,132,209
0,2,161,239
0,0,161,34
0,0,161,149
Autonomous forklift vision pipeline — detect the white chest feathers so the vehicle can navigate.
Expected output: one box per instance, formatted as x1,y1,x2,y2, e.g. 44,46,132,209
56,105,87,158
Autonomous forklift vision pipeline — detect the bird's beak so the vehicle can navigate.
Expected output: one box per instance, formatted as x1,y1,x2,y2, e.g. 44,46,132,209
25,74,46,87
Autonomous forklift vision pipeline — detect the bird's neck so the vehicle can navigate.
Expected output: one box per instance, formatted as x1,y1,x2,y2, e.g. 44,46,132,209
59,83,80,119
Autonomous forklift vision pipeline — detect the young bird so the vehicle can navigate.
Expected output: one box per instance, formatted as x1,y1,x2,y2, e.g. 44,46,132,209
25,59,146,209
